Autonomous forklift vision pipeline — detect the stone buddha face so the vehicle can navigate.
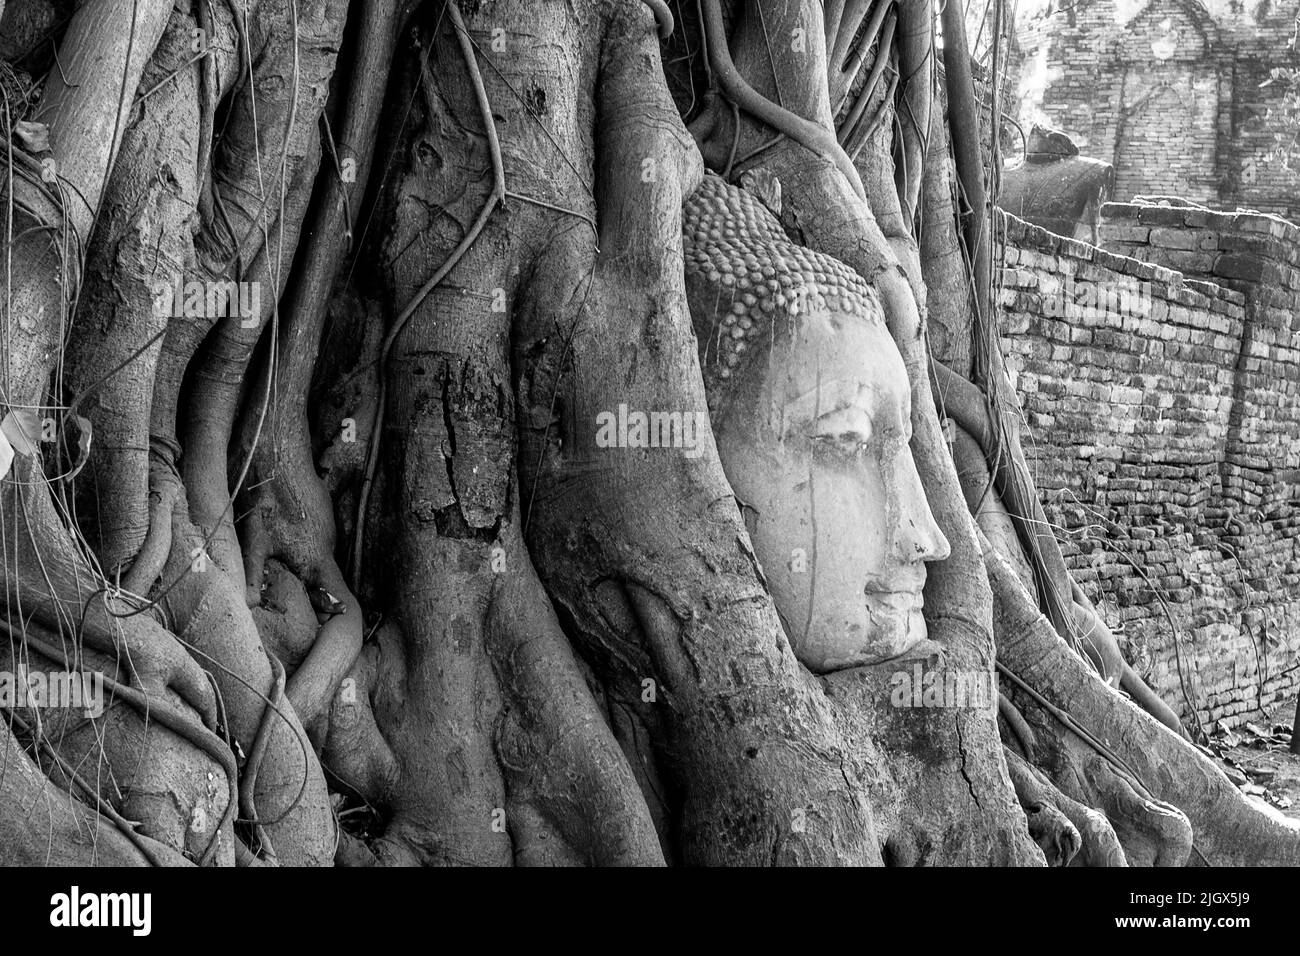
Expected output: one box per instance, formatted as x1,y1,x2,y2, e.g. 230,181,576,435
684,175,950,673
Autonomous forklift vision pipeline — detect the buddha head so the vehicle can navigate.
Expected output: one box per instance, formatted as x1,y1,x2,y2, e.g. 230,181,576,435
684,175,950,673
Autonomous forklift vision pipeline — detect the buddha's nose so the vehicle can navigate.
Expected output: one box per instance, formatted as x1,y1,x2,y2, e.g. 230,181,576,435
894,457,951,564
911,504,951,563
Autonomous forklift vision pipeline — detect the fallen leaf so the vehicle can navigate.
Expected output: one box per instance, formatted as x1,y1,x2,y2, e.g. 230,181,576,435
309,588,346,615
64,414,92,481
1,409,41,458
13,119,50,153
0,428,12,482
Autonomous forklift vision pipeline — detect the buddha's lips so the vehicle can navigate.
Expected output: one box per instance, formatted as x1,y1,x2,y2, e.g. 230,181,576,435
863,589,924,611
864,568,927,603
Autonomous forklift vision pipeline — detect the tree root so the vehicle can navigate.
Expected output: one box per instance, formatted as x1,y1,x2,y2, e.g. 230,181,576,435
931,358,1075,638
315,2,671,866
640,0,674,39
1004,747,1081,866
5,621,234,864
158,489,336,864
508,0,882,865
699,0,866,198
999,692,1037,761
893,0,931,222
122,458,180,596
487,511,665,865
351,0,505,591
988,544,1300,865
64,6,200,572
237,0,406,745
0,721,193,866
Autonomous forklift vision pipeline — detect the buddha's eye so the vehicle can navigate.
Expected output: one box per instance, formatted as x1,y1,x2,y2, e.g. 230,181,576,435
808,407,873,454
807,434,870,468
811,431,870,448
809,430,874,462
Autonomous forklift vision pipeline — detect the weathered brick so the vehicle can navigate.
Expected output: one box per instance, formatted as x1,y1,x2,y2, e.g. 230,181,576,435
994,203,1294,728
1213,253,1266,282
1137,205,1189,226
1149,227,1204,250
1103,223,1151,243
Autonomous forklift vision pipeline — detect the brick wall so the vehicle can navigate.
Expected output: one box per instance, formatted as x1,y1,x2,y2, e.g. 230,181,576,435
996,207,1300,729
1012,0,1300,222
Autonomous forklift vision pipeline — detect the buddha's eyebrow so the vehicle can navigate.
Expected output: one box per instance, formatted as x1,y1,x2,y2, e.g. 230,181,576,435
778,399,847,432
780,380,868,417
785,379,912,437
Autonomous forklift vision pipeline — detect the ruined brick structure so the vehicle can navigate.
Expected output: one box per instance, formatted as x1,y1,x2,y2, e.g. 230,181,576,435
1013,0,1300,222
997,203,1300,728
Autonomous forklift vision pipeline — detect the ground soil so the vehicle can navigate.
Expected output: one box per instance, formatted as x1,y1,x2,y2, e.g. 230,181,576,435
1208,702,1300,822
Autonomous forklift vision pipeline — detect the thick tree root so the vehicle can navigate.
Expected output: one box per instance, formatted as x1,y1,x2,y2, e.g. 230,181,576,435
0,458,232,863
238,0,409,744
65,7,200,572
509,0,882,865
0,722,193,866
1006,743,1141,867
157,474,336,865
988,545,1300,866
1004,748,1083,866
315,1,672,865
